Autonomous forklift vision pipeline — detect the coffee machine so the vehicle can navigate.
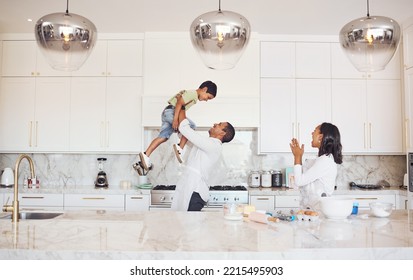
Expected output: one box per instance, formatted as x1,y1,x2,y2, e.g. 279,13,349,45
95,158,108,188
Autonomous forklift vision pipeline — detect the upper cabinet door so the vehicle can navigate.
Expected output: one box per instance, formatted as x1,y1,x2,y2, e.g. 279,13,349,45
1,41,69,77
331,79,367,153
296,42,331,78
259,78,296,153
2,41,37,76
71,40,143,77
260,42,295,78
403,23,413,70
70,40,108,76
106,40,143,76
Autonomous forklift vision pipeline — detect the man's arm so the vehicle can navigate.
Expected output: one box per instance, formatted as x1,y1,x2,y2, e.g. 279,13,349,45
178,111,218,152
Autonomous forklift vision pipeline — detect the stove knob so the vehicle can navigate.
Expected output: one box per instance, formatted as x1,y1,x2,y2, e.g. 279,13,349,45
234,197,239,201
224,197,228,201
160,196,165,201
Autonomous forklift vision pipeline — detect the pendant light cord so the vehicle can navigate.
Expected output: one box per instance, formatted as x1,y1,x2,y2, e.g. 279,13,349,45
366,0,370,17
66,0,69,14
218,0,221,12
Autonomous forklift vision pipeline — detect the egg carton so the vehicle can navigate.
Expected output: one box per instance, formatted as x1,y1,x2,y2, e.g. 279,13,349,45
295,210,319,222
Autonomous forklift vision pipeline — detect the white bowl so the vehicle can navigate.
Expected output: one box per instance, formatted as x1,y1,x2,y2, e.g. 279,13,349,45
369,202,393,218
320,197,354,220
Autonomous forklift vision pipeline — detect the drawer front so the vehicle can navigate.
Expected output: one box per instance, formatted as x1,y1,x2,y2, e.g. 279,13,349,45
16,193,64,207
334,194,396,209
125,195,150,211
64,194,124,208
275,195,300,208
249,195,275,211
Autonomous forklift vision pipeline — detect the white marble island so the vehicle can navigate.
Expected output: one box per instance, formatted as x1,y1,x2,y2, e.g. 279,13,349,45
1,209,413,260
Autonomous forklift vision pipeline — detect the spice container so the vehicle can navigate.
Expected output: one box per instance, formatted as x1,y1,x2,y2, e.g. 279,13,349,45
271,170,283,187
260,170,272,187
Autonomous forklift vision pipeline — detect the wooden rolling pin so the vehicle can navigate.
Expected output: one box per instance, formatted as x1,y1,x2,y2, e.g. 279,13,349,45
249,211,279,224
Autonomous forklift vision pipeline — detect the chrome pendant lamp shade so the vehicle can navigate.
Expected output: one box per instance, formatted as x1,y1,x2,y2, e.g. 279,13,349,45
339,0,400,72
190,0,251,70
34,0,97,71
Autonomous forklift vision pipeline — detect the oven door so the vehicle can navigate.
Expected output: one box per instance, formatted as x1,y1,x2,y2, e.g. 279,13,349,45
149,204,172,211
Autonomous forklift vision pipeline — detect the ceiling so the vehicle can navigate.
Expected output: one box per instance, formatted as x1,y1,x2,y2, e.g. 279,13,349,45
0,0,412,35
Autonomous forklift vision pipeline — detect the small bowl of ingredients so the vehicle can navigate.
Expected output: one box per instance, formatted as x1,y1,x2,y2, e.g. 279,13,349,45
369,202,393,218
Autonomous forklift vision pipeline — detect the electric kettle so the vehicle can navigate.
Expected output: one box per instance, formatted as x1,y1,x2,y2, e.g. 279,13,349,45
0,168,14,188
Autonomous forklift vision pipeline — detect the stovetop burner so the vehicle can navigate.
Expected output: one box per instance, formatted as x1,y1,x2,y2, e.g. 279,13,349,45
153,185,176,190
209,185,247,191
153,185,247,191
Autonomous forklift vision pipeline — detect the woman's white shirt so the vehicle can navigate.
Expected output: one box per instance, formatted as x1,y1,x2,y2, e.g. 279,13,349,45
293,154,337,209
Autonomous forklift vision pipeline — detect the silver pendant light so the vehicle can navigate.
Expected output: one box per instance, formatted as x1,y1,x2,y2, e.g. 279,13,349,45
34,0,97,71
339,0,400,72
190,0,251,70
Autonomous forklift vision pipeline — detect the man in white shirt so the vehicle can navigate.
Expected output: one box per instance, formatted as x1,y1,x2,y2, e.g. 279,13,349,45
171,116,235,211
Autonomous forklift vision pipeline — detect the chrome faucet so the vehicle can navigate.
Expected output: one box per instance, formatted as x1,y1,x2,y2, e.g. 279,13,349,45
2,154,35,222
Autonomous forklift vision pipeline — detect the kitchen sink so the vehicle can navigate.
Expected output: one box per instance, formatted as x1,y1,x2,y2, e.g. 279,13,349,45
0,212,63,220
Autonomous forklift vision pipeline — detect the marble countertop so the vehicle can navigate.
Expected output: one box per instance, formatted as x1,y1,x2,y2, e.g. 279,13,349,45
248,186,407,196
1,209,412,260
0,185,407,197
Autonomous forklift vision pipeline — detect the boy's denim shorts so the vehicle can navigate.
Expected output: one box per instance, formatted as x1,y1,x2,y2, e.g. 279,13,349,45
158,106,196,139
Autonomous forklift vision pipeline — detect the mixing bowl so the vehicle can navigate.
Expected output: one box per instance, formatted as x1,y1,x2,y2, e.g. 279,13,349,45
369,202,393,218
319,197,354,219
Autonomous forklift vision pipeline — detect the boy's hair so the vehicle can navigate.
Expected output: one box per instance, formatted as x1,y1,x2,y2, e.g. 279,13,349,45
199,81,217,97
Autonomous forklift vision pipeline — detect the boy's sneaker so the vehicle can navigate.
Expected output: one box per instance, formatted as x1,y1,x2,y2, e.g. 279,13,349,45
139,152,152,171
173,144,184,163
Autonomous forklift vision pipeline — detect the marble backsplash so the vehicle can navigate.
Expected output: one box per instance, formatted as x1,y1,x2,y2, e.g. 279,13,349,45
0,130,407,190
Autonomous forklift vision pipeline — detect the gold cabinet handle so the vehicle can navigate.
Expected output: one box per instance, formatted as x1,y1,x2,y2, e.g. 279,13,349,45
82,197,105,200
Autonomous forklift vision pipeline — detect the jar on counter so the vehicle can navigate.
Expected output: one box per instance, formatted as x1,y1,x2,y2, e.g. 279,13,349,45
248,171,260,187
261,170,272,187
271,170,283,187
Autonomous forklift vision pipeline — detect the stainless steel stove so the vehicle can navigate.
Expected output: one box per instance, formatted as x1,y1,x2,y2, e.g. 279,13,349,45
150,184,249,211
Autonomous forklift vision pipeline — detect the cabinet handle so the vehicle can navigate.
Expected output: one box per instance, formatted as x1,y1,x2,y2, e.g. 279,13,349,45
297,122,300,141
369,122,372,148
130,197,144,200
100,121,105,148
82,197,105,200
406,119,410,149
256,197,270,201
363,123,367,149
354,197,378,200
106,121,110,147
21,196,44,199
35,121,38,147
29,121,33,147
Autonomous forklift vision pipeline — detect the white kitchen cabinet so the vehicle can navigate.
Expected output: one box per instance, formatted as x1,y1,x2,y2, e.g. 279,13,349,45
333,194,397,209
143,33,259,98
275,195,300,210
332,79,402,154
1,40,69,77
295,42,331,78
249,195,275,211
260,41,295,78
70,77,142,152
260,41,331,79
404,68,413,151
3,192,64,211
72,39,143,77
0,77,71,152
64,193,125,211
125,194,150,211
142,95,259,128
260,78,331,153
397,194,408,210
403,22,413,70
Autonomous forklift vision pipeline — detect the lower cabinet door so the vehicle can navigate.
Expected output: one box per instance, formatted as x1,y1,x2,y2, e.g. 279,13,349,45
125,195,150,211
